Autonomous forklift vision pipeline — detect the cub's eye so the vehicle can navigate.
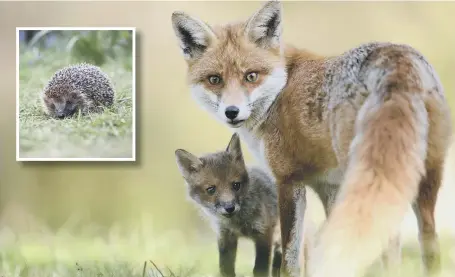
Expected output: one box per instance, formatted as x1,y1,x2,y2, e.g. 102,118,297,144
206,186,216,195
245,72,259,83
232,182,241,191
208,75,222,85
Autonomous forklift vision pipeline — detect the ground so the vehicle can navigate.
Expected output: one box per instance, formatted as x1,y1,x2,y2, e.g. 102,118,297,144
18,48,133,159
0,237,453,277
0,216,453,277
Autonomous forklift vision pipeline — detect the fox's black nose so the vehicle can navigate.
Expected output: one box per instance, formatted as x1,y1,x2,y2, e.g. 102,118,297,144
225,106,239,120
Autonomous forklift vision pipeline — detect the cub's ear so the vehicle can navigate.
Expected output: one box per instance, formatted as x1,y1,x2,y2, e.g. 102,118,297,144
175,149,203,177
171,11,217,61
226,133,243,162
244,0,283,50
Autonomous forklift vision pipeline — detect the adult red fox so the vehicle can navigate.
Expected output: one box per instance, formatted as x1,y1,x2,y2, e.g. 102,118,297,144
171,1,453,276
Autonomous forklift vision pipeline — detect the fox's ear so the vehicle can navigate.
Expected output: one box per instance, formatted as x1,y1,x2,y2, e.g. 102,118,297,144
244,0,282,50
226,133,243,161
171,11,217,61
175,149,203,176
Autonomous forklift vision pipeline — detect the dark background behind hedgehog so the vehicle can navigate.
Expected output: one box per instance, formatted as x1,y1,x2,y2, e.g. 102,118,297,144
41,63,115,119
2,2,455,276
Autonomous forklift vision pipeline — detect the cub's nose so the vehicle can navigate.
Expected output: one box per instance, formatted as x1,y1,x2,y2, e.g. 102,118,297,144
225,106,239,120
223,203,235,214
224,205,236,214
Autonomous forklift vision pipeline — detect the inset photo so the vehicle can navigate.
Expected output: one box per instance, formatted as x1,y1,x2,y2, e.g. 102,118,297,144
16,27,136,161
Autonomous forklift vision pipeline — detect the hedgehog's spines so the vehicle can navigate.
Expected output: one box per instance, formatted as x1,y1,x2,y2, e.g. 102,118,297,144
41,63,115,118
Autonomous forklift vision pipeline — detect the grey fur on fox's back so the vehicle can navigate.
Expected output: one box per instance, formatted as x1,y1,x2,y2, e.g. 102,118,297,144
175,133,282,277
41,63,115,119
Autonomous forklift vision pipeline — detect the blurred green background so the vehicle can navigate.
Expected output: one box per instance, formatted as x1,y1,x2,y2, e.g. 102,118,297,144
0,1,454,276
21,29,133,68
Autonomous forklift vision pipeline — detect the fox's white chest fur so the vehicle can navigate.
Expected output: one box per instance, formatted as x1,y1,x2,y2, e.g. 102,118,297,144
237,128,276,181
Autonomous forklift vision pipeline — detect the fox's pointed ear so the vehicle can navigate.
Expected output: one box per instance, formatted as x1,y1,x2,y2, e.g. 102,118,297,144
226,133,243,161
171,11,217,61
245,0,282,50
175,149,203,177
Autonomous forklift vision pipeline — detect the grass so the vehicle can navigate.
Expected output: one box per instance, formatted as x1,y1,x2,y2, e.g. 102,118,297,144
18,46,134,159
0,224,453,277
0,201,454,277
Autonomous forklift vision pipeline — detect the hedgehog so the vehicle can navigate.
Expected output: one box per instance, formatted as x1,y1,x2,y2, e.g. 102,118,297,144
41,63,115,119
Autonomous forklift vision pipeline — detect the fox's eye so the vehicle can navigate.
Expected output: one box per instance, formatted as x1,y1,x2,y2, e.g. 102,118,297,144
208,75,222,85
245,72,259,83
232,182,241,191
206,186,216,195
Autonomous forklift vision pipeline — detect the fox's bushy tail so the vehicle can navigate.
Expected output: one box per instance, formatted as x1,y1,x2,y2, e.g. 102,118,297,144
307,89,429,277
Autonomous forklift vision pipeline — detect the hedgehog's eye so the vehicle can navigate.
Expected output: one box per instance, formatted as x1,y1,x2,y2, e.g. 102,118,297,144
49,103,55,109
66,100,71,105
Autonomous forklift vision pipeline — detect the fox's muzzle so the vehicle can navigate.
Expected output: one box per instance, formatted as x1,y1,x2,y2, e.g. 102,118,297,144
218,87,251,126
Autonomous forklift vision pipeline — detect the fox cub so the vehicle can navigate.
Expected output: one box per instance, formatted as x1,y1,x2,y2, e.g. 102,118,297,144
175,133,282,277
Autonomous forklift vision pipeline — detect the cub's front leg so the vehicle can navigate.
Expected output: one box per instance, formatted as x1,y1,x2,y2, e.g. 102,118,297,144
218,229,239,277
253,235,273,277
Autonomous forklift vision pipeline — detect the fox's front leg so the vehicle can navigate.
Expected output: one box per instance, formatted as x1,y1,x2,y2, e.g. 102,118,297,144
218,229,238,277
278,184,306,277
380,235,402,277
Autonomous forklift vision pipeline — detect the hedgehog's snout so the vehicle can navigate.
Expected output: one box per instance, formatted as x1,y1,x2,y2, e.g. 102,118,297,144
52,100,77,119
54,106,66,119
56,112,65,119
